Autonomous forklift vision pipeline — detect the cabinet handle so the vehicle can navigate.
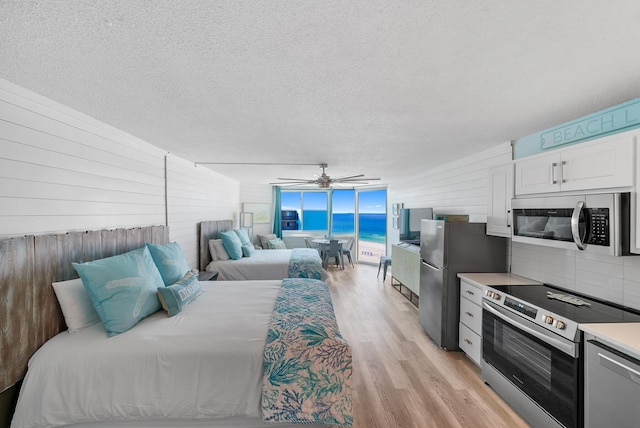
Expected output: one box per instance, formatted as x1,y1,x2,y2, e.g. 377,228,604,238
598,353,640,385
507,210,511,227
465,311,474,317
551,162,558,184
561,161,567,183
465,290,474,295
464,338,473,345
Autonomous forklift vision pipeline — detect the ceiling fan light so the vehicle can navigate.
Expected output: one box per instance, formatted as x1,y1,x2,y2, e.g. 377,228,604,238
272,163,380,188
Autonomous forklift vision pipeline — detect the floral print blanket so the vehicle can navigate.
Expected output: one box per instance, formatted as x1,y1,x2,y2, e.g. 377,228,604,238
262,278,353,426
288,248,326,280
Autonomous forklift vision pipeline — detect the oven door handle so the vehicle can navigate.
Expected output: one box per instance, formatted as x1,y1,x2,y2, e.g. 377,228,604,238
483,301,577,357
571,201,586,250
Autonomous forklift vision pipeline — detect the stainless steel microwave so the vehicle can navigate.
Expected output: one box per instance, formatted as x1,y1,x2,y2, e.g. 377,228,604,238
511,193,630,256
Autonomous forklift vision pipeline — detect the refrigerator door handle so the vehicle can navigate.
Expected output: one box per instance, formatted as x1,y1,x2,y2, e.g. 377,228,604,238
421,260,440,271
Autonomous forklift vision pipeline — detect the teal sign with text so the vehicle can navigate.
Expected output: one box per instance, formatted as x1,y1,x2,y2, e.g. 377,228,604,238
513,98,640,158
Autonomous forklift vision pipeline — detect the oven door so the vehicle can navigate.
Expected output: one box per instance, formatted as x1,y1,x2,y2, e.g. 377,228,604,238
482,301,579,428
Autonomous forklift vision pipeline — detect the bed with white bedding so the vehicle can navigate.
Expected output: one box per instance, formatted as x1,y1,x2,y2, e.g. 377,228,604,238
11,279,352,428
198,220,327,281
206,247,327,281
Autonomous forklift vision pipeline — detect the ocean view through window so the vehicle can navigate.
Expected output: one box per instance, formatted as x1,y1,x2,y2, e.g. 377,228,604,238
357,189,386,264
332,190,355,234
301,192,327,231
280,187,386,263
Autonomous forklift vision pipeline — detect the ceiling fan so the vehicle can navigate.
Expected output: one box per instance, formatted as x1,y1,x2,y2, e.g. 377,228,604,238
271,163,380,188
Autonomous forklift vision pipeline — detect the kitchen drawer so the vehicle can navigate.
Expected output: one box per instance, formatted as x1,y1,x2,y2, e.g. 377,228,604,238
460,296,482,335
459,323,481,367
460,279,483,306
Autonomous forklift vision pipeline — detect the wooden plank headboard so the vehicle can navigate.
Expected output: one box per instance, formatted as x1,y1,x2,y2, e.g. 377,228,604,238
0,225,169,396
198,220,234,272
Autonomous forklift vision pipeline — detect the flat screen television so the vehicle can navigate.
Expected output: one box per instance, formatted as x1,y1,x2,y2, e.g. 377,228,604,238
399,208,433,244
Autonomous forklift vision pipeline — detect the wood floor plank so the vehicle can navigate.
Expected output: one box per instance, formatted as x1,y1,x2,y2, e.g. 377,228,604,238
324,264,528,428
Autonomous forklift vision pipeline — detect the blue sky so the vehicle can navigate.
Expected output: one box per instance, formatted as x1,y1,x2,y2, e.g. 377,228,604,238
281,192,301,211
358,189,386,214
332,190,354,213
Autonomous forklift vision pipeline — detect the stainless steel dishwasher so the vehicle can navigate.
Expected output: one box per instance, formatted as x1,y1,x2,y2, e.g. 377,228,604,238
584,337,640,428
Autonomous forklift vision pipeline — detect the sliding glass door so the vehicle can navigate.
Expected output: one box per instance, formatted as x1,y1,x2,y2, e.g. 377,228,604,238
356,188,387,264
280,187,386,264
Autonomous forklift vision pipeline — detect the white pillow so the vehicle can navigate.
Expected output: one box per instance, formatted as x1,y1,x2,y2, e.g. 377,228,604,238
214,239,231,260
208,239,217,261
209,239,230,261
52,278,100,333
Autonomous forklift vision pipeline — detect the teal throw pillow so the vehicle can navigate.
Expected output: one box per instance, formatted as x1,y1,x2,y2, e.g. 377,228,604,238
72,246,165,336
234,228,252,246
242,243,256,257
157,271,201,317
145,242,190,286
267,238,287,249
221,230,243,260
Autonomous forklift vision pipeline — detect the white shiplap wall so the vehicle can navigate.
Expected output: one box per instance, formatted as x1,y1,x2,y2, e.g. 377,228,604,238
0,78,239,269
240,183,274,244
387,142,513,257
0,79,166,236
389,142,512,220
166,155,239,266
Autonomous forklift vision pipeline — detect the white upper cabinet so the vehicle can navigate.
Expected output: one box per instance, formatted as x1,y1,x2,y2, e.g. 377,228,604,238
515,153,562,195
560,134,635,191
515,133,636,196
487,163,514,237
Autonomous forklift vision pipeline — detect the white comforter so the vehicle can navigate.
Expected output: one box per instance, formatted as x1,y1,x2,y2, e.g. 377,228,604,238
11,281,282,428
206,249,294,280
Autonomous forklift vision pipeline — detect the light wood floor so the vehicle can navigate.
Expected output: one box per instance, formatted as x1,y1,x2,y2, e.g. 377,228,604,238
324,263,529,428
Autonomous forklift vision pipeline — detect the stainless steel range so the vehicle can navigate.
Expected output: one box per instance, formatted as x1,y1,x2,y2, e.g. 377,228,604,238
481,283,640,428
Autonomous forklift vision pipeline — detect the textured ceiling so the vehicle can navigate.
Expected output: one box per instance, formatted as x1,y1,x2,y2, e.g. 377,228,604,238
2,1,640,186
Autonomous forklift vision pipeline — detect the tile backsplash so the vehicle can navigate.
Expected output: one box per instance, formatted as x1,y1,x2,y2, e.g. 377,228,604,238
511,242,640,312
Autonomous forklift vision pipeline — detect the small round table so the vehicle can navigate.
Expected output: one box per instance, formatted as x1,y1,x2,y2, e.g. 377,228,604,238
311,238,346,245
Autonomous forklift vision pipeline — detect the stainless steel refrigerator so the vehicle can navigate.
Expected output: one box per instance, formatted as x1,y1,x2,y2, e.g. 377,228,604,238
419,220,507,350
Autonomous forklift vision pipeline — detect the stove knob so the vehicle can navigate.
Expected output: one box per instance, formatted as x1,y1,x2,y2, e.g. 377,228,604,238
544,315,554,324
486,291,494,298
555,321,566,330
492,292,500,300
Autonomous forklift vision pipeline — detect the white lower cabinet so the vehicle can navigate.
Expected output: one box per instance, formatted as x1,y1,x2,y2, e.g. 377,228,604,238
460,296,482,333
459,324,482,366
459,278,483,366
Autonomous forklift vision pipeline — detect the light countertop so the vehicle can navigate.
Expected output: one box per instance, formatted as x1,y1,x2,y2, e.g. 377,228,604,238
457,273,640,358
457,272,542,288
580,323,640,360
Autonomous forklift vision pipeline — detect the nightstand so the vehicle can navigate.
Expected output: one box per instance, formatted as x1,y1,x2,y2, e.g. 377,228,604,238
197,271,218,281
